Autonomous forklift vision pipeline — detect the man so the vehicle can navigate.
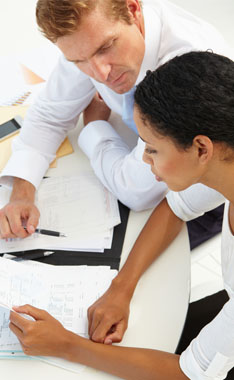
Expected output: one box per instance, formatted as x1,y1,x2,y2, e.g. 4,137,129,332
0,0,231,241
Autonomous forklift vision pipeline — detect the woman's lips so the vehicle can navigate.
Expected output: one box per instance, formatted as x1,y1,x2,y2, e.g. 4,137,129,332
151,168,162,182
155,175,162,182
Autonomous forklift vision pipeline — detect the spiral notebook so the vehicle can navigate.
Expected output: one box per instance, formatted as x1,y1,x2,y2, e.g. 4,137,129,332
0,58,45,107
0,87,32,106
0,82,45,107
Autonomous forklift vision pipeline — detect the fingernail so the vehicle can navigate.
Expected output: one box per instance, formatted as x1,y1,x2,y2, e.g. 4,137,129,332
105,339,112,345
12,305,20,311
28,225,35,233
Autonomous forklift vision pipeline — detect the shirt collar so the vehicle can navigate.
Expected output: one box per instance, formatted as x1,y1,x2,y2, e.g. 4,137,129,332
135,3,162,85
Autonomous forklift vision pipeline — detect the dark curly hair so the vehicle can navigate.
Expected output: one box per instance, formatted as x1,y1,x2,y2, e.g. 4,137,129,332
134,51,234,149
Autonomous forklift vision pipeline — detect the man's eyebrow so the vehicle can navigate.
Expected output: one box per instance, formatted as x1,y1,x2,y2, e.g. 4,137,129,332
66,57,83,64
66,37,114,63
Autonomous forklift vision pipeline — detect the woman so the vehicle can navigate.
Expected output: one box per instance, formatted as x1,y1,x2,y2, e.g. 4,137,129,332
9,51,234,379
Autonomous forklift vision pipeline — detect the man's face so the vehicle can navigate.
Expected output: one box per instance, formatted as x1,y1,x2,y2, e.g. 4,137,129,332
56,1,145,94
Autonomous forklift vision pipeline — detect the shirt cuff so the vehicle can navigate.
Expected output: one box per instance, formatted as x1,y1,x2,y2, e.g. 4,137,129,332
78,120,122,159
180,342,229,380
0,150,50,189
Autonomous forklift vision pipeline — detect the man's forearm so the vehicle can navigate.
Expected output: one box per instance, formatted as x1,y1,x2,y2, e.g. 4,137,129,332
112,198,184,298
10,177,36,202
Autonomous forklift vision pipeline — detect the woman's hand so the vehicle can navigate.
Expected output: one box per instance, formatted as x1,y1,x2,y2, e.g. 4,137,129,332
9,305,71,357
88,281,131,345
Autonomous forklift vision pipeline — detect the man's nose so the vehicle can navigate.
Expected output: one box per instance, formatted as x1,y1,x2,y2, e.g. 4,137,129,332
89,56,111,82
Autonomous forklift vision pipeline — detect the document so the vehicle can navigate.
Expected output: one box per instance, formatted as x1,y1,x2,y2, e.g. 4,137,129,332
0,258,117,372
0,174,120,253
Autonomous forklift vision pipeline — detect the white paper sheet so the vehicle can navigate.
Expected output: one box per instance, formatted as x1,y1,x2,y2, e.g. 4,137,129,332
0,174,120,253
0,258,117,372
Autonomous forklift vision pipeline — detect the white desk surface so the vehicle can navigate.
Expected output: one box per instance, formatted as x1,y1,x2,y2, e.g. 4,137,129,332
0,119,191,379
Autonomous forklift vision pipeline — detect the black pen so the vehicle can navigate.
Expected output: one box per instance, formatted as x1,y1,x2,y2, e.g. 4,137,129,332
11,251,54,261
24,227,67,237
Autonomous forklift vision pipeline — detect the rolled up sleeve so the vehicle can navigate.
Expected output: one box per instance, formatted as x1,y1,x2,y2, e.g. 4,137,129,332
166,184,225,222
79,121,168,211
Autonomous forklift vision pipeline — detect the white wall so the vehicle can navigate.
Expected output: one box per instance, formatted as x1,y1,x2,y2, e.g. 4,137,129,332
171,0,234,49
0,0,48,56
0,0,233,57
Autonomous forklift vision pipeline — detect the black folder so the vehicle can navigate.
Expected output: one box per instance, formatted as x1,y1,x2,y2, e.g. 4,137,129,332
2,202,129,270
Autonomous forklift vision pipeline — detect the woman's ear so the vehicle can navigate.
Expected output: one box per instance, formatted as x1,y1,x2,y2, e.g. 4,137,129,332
193,135,213,163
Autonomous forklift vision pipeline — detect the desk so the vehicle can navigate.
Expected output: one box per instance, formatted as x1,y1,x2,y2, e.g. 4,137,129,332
0,117,190,379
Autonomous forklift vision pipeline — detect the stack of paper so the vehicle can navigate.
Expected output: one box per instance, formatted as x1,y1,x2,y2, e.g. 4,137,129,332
0,174,121,254
0,258,117,372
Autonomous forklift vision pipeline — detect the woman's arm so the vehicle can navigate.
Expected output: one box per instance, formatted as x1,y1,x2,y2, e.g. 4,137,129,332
88,198,184,343
10,305,188,380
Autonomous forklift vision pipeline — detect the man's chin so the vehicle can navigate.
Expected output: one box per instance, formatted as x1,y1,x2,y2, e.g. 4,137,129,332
108,77,135,94
114,88,131,94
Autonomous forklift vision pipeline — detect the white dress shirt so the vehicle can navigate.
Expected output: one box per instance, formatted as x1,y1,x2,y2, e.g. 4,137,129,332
167,185,234,379
1,0,233,211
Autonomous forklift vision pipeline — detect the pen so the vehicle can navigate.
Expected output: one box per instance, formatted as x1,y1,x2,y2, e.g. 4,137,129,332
24,227,67,237
11,251,54,261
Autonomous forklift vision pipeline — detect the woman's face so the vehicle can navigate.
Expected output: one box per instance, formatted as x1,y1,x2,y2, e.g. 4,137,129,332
134,107,205,192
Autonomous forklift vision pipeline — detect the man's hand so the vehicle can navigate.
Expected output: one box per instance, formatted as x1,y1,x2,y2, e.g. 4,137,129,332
0,199,40,239
9,305,70,357
88,281,131,345
0,178,40,239
83,93,111,126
